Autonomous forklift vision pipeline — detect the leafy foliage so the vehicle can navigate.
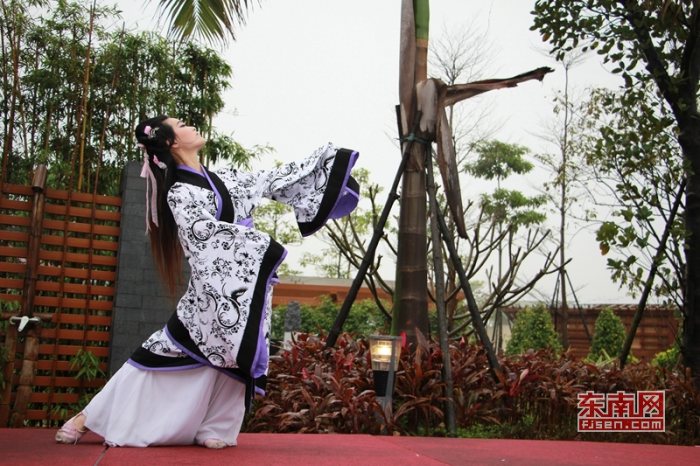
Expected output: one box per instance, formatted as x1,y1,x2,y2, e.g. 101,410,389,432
480,188,547,228
270,298,389,341
0,0,257,194
466,140,533,180
652,344,681,371
245,334,382,434
69,348,105,382
506,304,562,356
584,85,685,307
531,0,700,385
452,139,554,351
156,0,255,44
466,140,547,230
245,334,700,444
588,308,626,361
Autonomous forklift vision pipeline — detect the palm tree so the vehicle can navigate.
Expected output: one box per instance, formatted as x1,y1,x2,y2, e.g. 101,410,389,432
156,0,552,350
156,0,256,43
395,0,552,342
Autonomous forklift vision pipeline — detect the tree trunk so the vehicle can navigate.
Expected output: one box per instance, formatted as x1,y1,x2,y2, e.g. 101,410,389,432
557,64,571,349
393,142,430,339
392,0,430,340
558,181,569,348
680,117,700,388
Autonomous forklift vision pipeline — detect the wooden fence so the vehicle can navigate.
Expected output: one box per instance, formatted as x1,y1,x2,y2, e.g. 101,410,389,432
0,166,681,427
0,168,120,427
271,281,391,307
504,304,678,361
564,304,679,361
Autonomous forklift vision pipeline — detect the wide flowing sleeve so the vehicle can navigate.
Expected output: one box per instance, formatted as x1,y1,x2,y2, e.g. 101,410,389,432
166,183,286,377
263,143,360,236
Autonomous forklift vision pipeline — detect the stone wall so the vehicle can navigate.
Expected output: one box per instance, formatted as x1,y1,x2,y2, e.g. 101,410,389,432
108,161,182,375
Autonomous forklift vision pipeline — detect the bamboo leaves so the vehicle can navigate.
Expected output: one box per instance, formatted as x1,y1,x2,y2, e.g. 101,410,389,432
0,0,247,194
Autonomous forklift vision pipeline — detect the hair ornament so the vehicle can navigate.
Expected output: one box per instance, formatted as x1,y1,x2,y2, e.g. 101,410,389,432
139,154,159,233
153,155,167,170
144,125,160,139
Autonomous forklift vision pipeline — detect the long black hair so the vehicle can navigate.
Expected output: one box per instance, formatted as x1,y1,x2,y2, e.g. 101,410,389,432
134,115,183,295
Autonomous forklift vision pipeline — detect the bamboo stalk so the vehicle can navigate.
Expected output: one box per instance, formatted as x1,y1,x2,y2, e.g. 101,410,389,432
76,1,97,192
1,1,21,184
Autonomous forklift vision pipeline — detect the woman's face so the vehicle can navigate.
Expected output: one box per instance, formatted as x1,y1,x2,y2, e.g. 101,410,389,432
165,118,206,152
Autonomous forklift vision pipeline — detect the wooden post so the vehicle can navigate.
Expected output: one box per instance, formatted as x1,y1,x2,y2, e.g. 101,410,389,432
9,325,40,427
8,166,47,426
0,327,18,426
426,157,456,435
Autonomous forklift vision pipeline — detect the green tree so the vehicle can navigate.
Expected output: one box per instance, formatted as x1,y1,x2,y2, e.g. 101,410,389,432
532,1,700,385
585,85,685,309
425,30,557,351
0,0,253,194
460,140,552,350
588,308,626,361
652,343,681,370
535,51,590,348
506,304,562,356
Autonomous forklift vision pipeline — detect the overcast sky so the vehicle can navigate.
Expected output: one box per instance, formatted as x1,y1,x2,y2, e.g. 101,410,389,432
115,0,634,304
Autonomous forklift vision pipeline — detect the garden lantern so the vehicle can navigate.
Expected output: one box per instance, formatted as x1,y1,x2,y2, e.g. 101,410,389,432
369,335,402,414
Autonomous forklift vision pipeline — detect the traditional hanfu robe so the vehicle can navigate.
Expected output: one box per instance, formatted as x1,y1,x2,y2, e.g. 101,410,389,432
82,143,359,446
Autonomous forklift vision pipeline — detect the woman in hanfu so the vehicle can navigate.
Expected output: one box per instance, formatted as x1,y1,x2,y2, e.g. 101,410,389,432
55,115,360,448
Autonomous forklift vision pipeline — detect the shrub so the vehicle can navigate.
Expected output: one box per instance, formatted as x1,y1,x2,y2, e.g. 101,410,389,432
588,307,626,361
270,297,389,340
506,304,562,356
652,343,681,370
244,333,384,434
244,333,700,444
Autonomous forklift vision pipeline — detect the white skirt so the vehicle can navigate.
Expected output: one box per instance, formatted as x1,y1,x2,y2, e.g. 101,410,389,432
82,362,246,447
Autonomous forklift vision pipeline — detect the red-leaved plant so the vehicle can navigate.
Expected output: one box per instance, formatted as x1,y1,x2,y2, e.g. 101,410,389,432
243,333,700,445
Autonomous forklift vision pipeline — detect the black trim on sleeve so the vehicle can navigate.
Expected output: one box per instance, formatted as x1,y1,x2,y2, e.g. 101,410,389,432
166,312,207,360
255,375,267,392
346,175,360,195
175,168,235,224
235,237,286,374
205,168,235,223
166,311,260,410
129,346,200,368
298,148,355,236
175,170,210,190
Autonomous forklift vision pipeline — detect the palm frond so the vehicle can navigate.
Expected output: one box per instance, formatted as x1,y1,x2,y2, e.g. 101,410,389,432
444,67,554,106
156,0,256,44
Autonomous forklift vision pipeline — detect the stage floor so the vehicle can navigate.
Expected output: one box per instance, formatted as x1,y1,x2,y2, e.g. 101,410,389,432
1,429,698,466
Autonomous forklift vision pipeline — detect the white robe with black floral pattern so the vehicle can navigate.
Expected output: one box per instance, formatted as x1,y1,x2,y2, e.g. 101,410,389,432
134,143,359,387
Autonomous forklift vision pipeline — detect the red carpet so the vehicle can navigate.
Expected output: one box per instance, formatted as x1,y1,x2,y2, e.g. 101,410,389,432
1,429,698,466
